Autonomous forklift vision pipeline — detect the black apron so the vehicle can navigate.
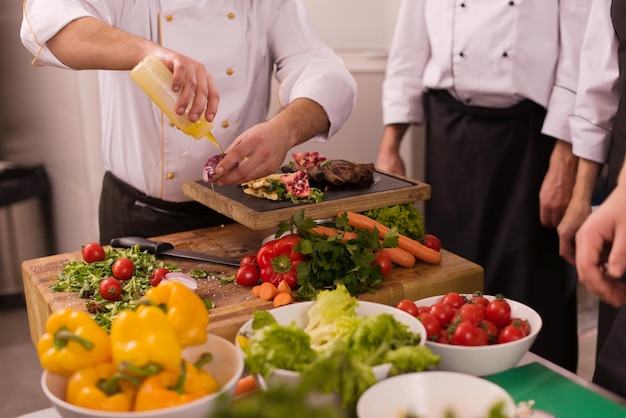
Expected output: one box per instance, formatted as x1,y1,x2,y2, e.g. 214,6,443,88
424,90,578,372
592,0,626,398
98,171,231,245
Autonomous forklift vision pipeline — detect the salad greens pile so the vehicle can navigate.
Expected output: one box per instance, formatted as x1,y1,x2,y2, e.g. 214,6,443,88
241,285,440,413
51,245,221,331
364,203,425,241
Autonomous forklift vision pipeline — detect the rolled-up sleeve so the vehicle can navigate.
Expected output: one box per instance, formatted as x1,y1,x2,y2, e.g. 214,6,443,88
541,0,593,142
270,0,357,140
568,0,620,163
21,0,106,68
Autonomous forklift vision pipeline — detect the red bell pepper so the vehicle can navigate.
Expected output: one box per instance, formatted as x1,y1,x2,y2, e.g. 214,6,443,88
256,235,305,288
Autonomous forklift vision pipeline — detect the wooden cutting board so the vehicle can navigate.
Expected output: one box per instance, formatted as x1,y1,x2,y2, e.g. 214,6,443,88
182,170,431,230
22,223,483,345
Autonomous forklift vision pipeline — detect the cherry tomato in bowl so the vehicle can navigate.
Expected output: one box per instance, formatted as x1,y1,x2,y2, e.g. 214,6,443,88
395,299,419,317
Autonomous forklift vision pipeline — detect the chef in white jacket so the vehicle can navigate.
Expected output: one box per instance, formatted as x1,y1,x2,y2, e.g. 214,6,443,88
376,0,592,372
20,0,356,243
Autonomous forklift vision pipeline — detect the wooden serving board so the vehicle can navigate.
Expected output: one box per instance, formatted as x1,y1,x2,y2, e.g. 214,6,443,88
182,170,431,230
22,223,483,345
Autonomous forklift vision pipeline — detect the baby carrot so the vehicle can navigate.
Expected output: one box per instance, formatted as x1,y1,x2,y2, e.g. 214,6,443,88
340,211,442,265
251,285,262,297
276,279,292,294
273,292,294,308
234,374,258,397
380,247,416,268
258,282,278,301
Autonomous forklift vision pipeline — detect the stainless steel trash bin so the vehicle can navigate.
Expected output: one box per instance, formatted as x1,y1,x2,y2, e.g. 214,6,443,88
0,162,52,295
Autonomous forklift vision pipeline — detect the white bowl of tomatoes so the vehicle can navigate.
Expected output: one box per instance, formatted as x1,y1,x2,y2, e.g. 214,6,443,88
398,293,542,376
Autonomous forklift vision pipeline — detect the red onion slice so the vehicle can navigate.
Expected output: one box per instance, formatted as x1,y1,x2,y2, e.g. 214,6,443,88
163,272,198,291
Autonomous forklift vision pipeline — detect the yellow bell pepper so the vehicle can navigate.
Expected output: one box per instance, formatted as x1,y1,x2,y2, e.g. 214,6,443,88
110,305,182,376
133,359,218,411
142,280,209,347
37,309,111,376
66,362,139,412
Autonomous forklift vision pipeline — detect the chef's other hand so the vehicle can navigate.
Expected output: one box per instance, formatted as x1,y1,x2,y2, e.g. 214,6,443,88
152,50,219,124
575,190,626,308
213,120,293,186
213,98,330,185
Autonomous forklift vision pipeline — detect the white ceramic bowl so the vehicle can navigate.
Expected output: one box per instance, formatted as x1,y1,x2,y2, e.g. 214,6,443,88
415,294,542,376
356,371,516,418
42,333,244,418
237,300,427,388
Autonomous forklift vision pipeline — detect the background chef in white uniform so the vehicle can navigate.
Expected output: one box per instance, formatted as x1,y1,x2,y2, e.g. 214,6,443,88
20,0,357,244
375,0,592,372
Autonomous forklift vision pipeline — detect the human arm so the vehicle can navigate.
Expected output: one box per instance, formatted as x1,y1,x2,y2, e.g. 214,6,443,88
557,158,602,264
376,124,410,176
576,157,626,308
21,4,218,123
539,140,578,229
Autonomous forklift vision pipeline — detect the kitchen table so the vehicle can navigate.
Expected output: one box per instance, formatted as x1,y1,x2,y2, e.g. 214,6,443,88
21,222,483,345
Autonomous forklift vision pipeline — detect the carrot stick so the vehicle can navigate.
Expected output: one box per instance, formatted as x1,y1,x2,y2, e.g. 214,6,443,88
380,247,416,268
258,282,278,301
234,374,258,397
339,211,442,265
310,225,359,241
273,292,294,307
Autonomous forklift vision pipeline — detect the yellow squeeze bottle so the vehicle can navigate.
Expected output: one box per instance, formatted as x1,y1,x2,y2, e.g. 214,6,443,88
130,54,223,153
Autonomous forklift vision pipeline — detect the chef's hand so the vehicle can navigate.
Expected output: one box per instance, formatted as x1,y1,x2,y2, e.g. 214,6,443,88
213,98,330,185
152,50,219,124
376,124,410,177
539,141,576,228
558,196,592,265
576,186,626,308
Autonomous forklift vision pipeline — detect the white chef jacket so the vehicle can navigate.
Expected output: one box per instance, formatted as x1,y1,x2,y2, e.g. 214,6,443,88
21,0,357,202
569,0,620,164
383,0,591,143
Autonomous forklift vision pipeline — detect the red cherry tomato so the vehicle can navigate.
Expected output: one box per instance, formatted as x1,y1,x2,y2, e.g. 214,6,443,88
422,234,442,252
417,305,431,315
82,242,105,263
236,264,261,287
436,329,450,344
373,250,392,277
240,254,257,267
417,312,441,340
479,319,500,344
450,321,488,346
429,302,456,327
454,303,487,325
99,277,122,301
486,296,512,328
441,292,466,309
112,257,134,280
498,324,526,344
469,295,490,308
396,299,420,317
150,267,170,287
510,317,531,336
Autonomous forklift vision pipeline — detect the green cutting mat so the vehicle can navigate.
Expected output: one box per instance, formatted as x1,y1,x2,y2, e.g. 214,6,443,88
484,362,626,417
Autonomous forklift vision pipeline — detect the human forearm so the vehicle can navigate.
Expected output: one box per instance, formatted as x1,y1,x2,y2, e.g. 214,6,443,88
46,17,159,70
270,98,331,149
